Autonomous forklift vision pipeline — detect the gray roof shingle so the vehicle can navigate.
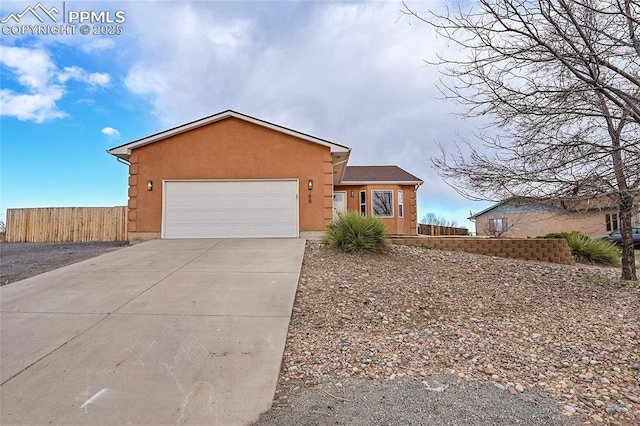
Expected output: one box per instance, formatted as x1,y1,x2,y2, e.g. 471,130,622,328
340,166,423,184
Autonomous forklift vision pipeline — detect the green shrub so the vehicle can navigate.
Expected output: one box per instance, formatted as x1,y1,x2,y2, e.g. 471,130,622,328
323,212,388,253
539,231,588,240
540,231,621,266
564,232,621,266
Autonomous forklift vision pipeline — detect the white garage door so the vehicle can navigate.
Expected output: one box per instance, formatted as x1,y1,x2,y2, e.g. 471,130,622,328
163,180,299,238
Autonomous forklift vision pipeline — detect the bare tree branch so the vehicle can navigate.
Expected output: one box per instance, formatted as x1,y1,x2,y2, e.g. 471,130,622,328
404,0,639,280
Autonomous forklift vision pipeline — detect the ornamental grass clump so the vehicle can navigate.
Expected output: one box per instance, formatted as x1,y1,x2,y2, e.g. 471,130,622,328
323,211,388,253
541,231,621,266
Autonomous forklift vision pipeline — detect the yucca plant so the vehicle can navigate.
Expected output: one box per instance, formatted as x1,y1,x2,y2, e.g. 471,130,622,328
542,231,621,266
323,211,388,253
563,232,621,266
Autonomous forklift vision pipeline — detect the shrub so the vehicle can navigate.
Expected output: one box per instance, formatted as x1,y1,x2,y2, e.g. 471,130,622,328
540,231,621,266
324,212,388,253
539,231,588,240
564,232,621,266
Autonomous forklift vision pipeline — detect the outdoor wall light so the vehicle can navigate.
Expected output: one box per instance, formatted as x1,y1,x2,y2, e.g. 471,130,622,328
147,180,153,191
308,179,313,191
350,191,355,197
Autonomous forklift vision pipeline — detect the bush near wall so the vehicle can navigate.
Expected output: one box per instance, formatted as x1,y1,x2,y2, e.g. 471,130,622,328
539,231,621,266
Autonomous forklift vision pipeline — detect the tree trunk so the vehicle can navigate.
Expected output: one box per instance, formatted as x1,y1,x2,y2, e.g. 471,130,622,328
618,194,637,281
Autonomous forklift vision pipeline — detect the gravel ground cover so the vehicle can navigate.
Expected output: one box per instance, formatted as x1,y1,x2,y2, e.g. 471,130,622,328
256,241,640,425
255,375,580,426
0,241,128,285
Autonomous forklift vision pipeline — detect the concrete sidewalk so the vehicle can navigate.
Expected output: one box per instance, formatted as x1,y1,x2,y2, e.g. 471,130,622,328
1,238,305,425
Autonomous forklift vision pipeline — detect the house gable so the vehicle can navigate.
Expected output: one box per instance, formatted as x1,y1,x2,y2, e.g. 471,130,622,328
470,199,559,219
108,111,424,240
121,116,337,240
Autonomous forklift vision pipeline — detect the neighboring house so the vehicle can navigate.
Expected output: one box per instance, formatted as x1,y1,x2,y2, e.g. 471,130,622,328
469,196,640,238
108,110,423,241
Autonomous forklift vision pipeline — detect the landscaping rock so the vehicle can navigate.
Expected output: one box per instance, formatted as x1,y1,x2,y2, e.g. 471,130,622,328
258,241,639,425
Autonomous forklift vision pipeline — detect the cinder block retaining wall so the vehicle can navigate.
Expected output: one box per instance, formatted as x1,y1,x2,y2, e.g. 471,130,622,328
391,236,575,265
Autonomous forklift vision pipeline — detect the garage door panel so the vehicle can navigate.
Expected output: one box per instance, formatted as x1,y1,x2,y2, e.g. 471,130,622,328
163,181,298,238
165,194,295,210
167,223,295,239
165,208,296,223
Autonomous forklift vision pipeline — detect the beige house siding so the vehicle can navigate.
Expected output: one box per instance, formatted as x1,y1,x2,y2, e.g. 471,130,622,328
475,208,621,238
473,197,640,238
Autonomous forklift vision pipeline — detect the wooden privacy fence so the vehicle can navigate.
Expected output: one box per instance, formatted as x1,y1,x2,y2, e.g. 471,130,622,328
418,224,470,236
5,207,128,242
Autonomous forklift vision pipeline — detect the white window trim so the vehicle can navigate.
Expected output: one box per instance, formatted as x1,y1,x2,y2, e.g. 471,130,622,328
359,190,367,216
605,213,619,232
371,190,394,218
398,190,404,218
488,217,508,233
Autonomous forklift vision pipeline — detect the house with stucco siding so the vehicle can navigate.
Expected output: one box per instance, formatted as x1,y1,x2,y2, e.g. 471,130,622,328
469,196,640,238
108,110,423,241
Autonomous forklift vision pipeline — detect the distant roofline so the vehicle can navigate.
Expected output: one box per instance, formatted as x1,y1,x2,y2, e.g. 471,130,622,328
468,195,625,220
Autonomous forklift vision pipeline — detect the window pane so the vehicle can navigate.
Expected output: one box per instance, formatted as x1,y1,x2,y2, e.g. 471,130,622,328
489,218,507,233
372,190,393,217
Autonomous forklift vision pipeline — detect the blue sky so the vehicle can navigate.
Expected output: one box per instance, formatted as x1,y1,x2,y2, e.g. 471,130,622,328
0,0,491,230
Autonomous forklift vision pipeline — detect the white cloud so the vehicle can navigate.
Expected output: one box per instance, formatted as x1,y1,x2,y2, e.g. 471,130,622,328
0,46,65,122
0,90,66,122
80,38,116,53
120,1,490,226
58,66,110,87
0,46,111,122
0,46,54,90
101,127,120,138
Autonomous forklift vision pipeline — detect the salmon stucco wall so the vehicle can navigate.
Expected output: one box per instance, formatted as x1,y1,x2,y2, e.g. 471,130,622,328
475,208,619,238
127,117,334,240
335,184,418,235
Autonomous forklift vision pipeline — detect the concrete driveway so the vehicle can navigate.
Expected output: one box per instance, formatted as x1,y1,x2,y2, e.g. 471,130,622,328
0,238,305,425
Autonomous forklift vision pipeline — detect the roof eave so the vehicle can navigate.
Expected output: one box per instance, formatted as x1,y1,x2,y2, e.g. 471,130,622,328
467,202,503,219
331,151,352,185
107,110,351,158
107,147,130,160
